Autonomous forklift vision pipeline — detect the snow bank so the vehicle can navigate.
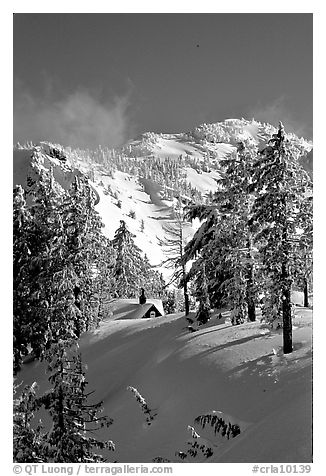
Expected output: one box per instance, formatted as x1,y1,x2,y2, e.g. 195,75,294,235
18,310,312,463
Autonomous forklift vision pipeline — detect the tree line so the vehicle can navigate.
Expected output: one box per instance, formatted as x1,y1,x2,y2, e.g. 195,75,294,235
13,163,165,373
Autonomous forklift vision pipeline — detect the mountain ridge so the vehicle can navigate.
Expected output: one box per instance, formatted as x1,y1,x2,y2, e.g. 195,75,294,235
13,118,313,278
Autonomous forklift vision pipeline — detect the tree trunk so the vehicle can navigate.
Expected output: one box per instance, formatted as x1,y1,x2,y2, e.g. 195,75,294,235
280,185,292,354
57,361,65,454
246,263,256,322
182,264,190,316
184,285,190,316
247,298,256,322
282,262,293,354
303,277,309,307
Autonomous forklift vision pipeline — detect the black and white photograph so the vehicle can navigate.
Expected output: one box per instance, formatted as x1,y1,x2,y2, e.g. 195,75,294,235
11,6,315,468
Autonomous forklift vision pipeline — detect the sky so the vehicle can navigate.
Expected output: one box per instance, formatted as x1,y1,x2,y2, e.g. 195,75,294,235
13,13,312,148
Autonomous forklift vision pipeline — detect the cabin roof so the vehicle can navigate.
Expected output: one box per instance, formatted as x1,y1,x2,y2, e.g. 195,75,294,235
110,298,164,320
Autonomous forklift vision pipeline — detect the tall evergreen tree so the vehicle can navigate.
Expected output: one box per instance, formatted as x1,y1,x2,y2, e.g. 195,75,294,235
14,168,77,363
139,255,166,298
91,237,117,321
111,220,163,299
292,193,313,307
13,167,116,370
250,122,312,353
13,185,33,371
62,175,115,331
111,220,145,298
184,142,258,323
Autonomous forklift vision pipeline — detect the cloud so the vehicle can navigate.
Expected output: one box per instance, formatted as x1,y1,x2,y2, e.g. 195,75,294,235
249,97,310,139
13,81,134,149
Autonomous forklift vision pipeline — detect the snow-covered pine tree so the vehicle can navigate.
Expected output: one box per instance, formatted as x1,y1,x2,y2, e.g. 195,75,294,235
127,386,156,425
162,290,176,314
13,382,45,462
17,167,78,361
292,192,313,307
139,254,166,298
40,340,114,462
111,220,146,298
184,202,223,307
185,215,246,325
195,262,211,325
13,185,33,371
13,167,116,369
91,237,116,321
157,201,190,315
62,175,115,331
184,142,258,324
250,122,312,353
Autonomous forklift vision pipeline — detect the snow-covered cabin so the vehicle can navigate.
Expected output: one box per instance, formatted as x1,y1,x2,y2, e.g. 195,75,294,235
110,298,164,320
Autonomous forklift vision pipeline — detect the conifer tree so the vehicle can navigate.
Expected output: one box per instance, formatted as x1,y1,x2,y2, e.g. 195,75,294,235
139,255,166,298
158,202,190,315
292,193,313,307
250,122,312,353
62,175,115,331
91,237,117,321
13,168,116,369
39,340,115,462
184,142,258,323
13,186,33,371
13,382,45,462
111,220,145,298
15,168,77,361
195,262,211,325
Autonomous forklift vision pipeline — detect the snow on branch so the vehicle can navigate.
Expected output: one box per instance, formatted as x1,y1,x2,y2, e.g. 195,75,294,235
127,386,157,426
187,425,200,439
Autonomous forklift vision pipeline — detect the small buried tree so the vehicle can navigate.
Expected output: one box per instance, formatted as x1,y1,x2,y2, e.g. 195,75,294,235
127,386,157,426
39,340,115,462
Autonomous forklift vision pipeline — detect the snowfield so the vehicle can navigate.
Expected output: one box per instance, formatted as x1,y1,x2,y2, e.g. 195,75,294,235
18,307,312,463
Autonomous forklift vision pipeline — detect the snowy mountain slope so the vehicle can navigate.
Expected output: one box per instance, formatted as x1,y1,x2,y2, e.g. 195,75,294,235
13,118,313,278
12,141,210,277
12,144,177,274
123,119,312,160
14,143,82,191
18,307,312,463
92,172,169,268
184,167,221,193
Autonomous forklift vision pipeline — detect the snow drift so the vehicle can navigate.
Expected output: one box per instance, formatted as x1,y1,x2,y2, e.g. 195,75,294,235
18,308,312,463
